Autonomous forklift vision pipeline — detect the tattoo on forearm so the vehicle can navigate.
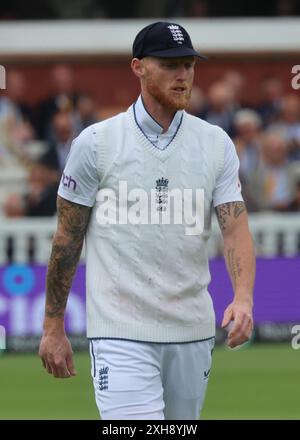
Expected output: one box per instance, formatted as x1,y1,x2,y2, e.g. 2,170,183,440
45,197,91,318
227,247,243,287
215,202,246,231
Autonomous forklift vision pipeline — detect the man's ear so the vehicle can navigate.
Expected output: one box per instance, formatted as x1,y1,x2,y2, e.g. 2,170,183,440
131,58,145,79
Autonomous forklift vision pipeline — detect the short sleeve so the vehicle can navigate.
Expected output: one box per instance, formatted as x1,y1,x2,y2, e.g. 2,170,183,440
58,126,100,207
213,132,244,207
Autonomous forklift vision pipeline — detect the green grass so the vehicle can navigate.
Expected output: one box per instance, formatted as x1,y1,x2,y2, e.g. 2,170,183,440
0,343,299,419
202,343,300,420
0,351,98,420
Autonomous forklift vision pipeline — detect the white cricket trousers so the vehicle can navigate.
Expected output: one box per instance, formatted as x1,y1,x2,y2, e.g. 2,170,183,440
89,337,214,420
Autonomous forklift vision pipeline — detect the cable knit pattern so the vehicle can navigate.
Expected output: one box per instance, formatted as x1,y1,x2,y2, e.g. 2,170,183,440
85,106,224,342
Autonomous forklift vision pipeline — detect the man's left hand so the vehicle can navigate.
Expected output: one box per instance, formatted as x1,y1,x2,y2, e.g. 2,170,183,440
221,302,253,348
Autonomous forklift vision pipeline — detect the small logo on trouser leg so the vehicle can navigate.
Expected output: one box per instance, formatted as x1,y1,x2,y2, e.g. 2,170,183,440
99,366,109,390
204,368,211,380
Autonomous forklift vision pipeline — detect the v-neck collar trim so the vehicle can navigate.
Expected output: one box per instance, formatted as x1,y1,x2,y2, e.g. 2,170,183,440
129,104,185,161
134,95,184,140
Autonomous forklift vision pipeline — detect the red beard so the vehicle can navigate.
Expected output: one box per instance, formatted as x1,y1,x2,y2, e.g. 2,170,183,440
145,75,192,111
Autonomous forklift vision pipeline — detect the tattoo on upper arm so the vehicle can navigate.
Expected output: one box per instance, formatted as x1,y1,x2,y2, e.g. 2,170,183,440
227,247,242,287
56,196,91,237
215,202,246,231
233,202,246,219
45,197,91,318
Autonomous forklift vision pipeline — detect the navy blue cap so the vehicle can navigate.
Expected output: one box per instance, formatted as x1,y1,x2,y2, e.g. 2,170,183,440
132,21,207,60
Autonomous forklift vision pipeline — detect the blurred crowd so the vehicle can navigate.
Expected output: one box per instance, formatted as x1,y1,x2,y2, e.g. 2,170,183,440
1,0,299,20
1,64,300,218
186,73,300,213
0,65,99,218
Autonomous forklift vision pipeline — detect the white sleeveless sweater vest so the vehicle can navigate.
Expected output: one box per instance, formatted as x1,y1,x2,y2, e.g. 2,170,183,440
85,105,224,342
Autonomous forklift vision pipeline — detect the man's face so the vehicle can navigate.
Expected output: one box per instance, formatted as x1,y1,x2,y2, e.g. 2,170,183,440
140,56,195,111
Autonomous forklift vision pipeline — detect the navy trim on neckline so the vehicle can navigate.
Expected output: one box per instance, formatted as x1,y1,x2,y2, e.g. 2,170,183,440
140,95,164,130
133,102,183,151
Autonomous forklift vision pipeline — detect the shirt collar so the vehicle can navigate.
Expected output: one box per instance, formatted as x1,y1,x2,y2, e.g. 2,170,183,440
134,95,183,138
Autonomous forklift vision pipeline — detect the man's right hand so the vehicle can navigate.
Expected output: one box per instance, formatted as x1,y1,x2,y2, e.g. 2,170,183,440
39,332,76,379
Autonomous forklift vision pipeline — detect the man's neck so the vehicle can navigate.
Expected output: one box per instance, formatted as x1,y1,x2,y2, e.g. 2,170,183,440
141,92,176,133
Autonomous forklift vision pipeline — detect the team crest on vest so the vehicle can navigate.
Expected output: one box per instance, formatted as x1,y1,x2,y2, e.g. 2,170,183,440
156,177,169,212
96,178,205,235
167,25,184,45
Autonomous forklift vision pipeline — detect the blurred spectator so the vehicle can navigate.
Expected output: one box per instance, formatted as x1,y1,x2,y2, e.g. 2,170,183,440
43,111,75,172
73,94,98,135
35,64,77,141
202,82,235,136
245,130,294,211
256,76,284,127
233,109,262,182
222,70,246,108
185,86,206,116
0,70,36,166
0,70,33,123
4,157,59,217
271,94,300,160
288,180,300,211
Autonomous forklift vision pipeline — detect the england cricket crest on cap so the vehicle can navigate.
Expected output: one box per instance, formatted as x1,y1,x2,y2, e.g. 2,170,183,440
156,177,169,212
167,25,184,45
